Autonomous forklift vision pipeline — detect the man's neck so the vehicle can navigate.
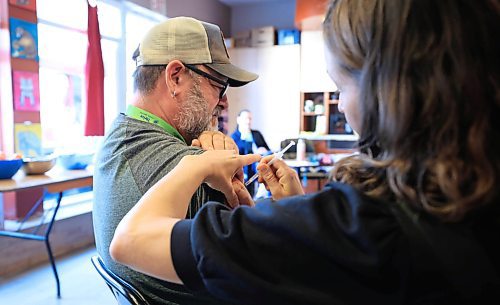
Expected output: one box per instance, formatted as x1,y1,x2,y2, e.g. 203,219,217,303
130,93,191,143
238,126,251,134
131,93,175,127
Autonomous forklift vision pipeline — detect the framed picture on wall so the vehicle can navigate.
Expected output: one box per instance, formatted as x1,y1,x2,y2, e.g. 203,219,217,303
9,17,39,61
9,0,37,11
14,122,42,158
12,70,40,111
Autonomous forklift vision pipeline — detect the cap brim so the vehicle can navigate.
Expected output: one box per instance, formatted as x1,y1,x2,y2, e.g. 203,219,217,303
206,63,258,87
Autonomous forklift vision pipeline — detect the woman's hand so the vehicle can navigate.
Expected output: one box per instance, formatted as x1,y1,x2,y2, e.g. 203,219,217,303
195,150,261,207
191,131,239,154
232,178,255,207
257,156,304,200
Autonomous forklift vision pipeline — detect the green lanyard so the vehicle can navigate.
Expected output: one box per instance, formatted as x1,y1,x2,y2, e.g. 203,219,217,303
126,105,185,143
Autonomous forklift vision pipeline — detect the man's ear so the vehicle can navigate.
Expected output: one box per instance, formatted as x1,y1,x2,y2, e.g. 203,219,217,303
165,60,185,96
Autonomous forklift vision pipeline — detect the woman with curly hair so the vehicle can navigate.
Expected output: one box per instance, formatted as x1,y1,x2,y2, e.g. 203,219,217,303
110,0,500,304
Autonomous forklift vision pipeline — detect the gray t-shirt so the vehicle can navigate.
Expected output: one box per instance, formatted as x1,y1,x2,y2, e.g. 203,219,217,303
93,114,226,305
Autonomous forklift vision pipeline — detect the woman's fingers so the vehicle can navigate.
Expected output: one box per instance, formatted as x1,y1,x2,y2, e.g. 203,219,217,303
225,137,240,154
257,159,304,199
191,139,201,147
235,168,244,182
199,151,260,207
224,187,240,208
257,163,280,190
233,179,255,207
239,153,262,168
196,131,236,151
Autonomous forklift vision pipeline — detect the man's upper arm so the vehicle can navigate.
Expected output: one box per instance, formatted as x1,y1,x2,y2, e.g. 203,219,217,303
125,134,226,211
126,136,203,193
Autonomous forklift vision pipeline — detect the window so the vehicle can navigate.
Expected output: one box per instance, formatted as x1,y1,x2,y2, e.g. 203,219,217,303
37,0,165,153
38,21,87,149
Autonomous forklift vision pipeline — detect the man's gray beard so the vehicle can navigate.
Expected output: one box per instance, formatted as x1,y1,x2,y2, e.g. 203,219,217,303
175,81,214,142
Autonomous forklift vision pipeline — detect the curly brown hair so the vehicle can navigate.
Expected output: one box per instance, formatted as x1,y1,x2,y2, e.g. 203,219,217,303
324,0,500,221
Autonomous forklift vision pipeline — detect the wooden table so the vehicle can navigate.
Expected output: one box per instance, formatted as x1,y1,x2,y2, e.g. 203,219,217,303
0,168,93,298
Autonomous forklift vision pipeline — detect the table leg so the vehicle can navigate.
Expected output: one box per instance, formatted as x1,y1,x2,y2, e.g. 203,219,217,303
45,192,62,298
45,237,60,298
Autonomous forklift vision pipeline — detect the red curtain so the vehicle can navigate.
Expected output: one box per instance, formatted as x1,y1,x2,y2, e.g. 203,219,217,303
84,1,105,136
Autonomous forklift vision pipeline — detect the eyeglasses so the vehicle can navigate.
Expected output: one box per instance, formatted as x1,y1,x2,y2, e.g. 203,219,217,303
184,64,229,99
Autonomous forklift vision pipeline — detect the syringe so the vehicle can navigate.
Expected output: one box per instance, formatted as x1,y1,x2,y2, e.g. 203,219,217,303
244,141,296,186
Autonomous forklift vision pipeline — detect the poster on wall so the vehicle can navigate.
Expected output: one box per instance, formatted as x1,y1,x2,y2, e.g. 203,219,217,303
12,70,40,111
14,122,42,157
9,0,37,11
9,17,39,61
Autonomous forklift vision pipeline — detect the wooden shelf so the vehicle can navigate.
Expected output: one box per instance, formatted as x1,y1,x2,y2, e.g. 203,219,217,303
303,112,322,116
300,91,350,135
299,91,357,153
299,133,359,141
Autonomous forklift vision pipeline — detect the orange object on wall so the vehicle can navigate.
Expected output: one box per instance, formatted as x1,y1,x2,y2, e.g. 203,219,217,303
295,0,328,30
9,0,37,12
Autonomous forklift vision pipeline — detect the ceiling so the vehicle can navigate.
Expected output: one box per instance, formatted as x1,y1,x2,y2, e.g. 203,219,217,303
218,0,285,7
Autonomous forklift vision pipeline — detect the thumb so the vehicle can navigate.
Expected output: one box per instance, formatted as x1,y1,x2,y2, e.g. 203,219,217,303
233,179,254,207
191,139,201,147
219,180,239,208
257,163,280,191
235,168,244,182
225,188,239,209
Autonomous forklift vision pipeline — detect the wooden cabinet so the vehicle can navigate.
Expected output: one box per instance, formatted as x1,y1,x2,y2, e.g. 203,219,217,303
300,91,358,153
300,91,355,136
300,91,329,134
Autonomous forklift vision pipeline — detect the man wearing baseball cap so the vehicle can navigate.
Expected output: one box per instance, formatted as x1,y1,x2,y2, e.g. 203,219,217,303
93,17,258,304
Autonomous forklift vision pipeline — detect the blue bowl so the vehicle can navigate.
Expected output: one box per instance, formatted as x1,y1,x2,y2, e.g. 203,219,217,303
58,154,94,170
0,159,23,179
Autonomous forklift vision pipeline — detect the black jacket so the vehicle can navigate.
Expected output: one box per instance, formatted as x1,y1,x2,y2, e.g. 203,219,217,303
172,182,500,305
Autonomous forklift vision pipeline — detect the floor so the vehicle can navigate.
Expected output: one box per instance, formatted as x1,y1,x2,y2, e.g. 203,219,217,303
0,246,116,305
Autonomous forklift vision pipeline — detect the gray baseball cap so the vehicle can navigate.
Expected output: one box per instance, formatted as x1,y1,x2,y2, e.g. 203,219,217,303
134,17,258,87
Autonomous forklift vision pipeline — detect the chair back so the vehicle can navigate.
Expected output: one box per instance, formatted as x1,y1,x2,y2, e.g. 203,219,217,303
91,255,151,305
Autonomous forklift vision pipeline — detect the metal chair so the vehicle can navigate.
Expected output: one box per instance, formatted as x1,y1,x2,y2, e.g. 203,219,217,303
91,255,151,305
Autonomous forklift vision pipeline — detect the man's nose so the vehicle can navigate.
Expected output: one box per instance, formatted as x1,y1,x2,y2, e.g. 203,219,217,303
218,95,228,110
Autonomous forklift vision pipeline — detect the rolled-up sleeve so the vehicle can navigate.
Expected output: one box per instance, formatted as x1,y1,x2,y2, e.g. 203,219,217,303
171,219,205,291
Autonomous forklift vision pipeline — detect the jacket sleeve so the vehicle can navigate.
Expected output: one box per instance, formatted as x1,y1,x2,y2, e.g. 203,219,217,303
251,129,270,151
171,183,404,305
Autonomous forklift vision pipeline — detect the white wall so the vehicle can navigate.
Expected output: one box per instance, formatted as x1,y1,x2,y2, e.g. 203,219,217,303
230,0,296,36
227,44,301,151
300,31,337,92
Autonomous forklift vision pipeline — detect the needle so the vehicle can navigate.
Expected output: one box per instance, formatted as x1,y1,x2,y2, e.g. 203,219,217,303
244,141,296,186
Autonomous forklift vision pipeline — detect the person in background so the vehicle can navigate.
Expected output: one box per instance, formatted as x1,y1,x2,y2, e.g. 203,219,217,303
92,17,257,305
231,109,270,197
110,0,499,304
